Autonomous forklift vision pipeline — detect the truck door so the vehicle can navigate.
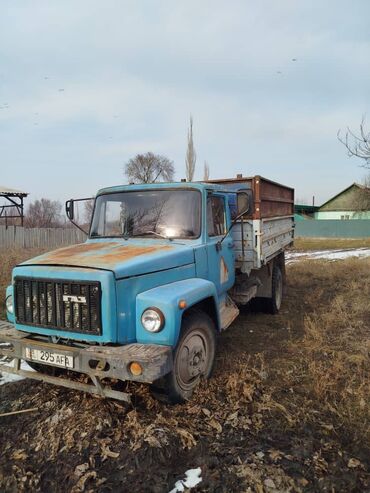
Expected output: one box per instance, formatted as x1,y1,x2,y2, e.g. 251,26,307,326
206,193,235,295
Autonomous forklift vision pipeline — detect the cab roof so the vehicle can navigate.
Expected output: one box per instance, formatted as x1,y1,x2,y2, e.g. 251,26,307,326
97,181,249,196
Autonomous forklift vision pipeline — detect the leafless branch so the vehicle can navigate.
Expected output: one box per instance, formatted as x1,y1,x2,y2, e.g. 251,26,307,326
338,115,370,168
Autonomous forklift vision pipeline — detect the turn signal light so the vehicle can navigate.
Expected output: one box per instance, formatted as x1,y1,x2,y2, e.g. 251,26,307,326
129,362,143,376
178,299,187,309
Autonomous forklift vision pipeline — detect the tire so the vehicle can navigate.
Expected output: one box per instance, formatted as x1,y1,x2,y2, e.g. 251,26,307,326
263,263,283,314
162,310,216,404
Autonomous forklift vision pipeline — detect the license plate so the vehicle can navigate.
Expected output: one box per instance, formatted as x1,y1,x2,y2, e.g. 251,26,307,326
25,347,74,369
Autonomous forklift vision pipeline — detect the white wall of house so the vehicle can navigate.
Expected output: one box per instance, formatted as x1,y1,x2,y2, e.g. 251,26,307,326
314,210,370,220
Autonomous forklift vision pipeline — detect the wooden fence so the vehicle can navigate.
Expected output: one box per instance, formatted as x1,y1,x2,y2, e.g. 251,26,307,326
0,226,86,249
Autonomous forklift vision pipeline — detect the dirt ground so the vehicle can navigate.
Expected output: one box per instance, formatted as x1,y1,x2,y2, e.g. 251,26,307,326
0,250,369,492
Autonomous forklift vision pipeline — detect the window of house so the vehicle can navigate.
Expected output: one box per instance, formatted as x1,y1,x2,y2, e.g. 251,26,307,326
207,195,226,236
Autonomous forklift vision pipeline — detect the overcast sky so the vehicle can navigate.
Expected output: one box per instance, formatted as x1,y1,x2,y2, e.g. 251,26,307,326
1,0,369,206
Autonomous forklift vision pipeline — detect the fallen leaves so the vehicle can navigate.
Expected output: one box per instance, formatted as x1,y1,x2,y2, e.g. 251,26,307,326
176,428,197,449
232,463,300,493
72,471,97,493
11,450,28,461
348,457,363,469
208,418,223,434
101,444,120,460
268,449,283,462
74,463,89,477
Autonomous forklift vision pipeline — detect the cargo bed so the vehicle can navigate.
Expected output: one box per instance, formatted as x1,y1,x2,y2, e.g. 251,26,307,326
208,175,294,273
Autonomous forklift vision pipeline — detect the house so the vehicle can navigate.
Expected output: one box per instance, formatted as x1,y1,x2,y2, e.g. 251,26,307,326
315,183,370,220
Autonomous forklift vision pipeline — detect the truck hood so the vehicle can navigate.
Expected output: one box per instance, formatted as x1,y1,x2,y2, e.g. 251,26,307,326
21,240,195,278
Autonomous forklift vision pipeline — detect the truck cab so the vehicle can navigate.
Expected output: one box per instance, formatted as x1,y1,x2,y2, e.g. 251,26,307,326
1,177,294,403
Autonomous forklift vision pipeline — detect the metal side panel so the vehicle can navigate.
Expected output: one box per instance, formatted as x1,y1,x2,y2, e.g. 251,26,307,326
232,216,293,273
231,222,256,274
260,216,294,263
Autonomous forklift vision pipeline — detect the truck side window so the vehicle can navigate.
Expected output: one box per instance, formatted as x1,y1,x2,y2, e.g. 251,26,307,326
207,195,226,237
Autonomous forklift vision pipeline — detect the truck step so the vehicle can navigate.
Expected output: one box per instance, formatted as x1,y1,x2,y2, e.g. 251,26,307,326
219,296,239,330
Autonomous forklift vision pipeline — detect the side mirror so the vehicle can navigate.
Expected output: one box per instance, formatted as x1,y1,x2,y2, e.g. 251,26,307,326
66,200,74,221
217,190,252,249
237,192,250,216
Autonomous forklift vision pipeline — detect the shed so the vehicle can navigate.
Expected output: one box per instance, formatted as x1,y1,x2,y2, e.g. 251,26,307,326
0,186,28,226
315,183,370,220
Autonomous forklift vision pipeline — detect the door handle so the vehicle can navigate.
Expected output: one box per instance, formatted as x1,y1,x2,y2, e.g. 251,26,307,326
227,241,234,249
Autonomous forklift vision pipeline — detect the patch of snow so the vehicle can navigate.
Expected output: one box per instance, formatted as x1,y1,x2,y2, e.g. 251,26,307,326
286,248,370,264
169,468,202,493
0,358,35,386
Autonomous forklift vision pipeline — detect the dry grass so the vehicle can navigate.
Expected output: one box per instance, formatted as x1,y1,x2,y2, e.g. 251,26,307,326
276,259,370,451
293,237,370,250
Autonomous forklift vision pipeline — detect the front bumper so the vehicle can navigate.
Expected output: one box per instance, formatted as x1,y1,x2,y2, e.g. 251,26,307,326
0,321,173,402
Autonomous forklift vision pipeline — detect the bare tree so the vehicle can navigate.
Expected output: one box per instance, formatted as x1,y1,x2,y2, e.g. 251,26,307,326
25,198,63,228
203,161,210,181
185,116,196,181
124,152,174,184
353,174,370,213
338,116,370,168
0,205,20,226
84,198,95,224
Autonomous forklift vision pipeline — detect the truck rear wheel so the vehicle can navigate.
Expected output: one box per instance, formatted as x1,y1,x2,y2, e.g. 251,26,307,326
263,263,283,314
162,310,216,404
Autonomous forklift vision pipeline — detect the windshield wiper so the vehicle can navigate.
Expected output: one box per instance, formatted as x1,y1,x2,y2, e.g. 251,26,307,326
137,231,173,241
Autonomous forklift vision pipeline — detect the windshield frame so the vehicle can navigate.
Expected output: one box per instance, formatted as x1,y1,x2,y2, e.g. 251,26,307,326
88,187,203,240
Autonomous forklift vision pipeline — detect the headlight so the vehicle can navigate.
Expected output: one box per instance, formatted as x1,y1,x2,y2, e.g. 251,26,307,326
6,295,14,314
141,307,164,333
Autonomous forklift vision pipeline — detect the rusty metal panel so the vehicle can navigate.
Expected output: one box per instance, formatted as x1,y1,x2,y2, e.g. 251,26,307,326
22,241,172,270
208,175,294,219
257,177,294,218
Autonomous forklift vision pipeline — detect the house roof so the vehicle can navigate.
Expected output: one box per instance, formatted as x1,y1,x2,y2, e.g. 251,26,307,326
0,186,28,196
319,183,369,209
294,204,319,213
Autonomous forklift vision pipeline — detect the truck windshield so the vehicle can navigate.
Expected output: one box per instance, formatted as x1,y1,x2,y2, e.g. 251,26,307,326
90,189,201,239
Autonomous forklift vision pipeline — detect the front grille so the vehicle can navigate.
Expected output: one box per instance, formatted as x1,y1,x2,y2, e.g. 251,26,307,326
14,277,102,335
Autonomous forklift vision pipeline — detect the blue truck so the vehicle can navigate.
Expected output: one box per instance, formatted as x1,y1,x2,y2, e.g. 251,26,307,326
0,175,294,403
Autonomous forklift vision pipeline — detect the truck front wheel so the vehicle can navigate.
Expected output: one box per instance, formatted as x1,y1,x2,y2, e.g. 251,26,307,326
163,310,216,404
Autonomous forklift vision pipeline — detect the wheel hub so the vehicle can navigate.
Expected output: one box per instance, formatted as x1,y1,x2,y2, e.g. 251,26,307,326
189,347,205,376
177,334,207,385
